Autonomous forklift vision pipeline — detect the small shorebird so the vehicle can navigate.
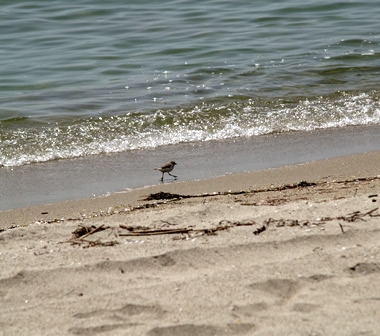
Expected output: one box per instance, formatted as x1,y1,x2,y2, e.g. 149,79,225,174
155,161,177,181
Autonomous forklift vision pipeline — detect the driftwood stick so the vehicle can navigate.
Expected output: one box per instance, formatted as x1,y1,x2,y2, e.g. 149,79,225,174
79,224,105,240
362,207,379,217
120,228,193,236
339,223,345,233
119,225,236,237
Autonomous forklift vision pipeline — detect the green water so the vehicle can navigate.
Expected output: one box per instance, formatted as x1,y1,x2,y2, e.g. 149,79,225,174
1,0,379,166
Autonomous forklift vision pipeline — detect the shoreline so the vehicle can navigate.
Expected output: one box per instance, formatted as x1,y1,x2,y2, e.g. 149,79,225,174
2,123,380,211
1,150,380,229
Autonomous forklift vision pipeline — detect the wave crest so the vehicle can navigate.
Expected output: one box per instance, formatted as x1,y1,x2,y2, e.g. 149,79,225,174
1,90,379,167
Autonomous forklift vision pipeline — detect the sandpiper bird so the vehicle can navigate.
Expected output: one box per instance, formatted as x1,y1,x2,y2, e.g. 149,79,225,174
155,161,177,181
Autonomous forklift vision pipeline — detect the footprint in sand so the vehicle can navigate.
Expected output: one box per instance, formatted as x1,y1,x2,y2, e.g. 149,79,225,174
248,274,332,305
346,262,380,275
73,303,165,320
231,302,269,317
69,323,135,335
292,302,320,313
147,323,256,336
249,278,300,302
71,303,165,335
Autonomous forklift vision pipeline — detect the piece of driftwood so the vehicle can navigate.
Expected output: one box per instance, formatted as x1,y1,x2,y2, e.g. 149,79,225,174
119,226,227,237
339,223,345,233
120,228,193,236
337,207,379,222
63,224,116,248
72,224,108,239
141,177,380,203
119,220,256,237
253,226,266,235
363,207,379,216
296,181,317,187
218,219,256,227
79,224,105,240
120,224,151,231
144,192,187,201
69,238,119,248
274,219,310,227
0,225,20,233
255,218,312,235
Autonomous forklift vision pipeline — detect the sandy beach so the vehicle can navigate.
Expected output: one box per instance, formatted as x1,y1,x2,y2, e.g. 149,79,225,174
1,151,380,335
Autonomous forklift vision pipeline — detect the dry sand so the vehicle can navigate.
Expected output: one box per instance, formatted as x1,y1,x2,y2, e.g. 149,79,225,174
1,152,380,335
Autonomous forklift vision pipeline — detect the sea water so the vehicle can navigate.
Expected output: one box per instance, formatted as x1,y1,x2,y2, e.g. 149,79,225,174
0,0,380,208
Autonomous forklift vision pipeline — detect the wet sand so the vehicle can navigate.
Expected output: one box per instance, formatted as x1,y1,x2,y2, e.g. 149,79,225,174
1,151,380,335
2,124,380,210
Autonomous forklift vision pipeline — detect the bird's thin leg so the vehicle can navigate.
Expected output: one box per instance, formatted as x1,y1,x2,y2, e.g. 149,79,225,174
168,173,177,178
160,172,164,181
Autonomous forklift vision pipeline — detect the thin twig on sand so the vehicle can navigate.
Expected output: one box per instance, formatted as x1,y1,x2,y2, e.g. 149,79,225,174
79,224,105,240
339,223,345,233
119,220,256,237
